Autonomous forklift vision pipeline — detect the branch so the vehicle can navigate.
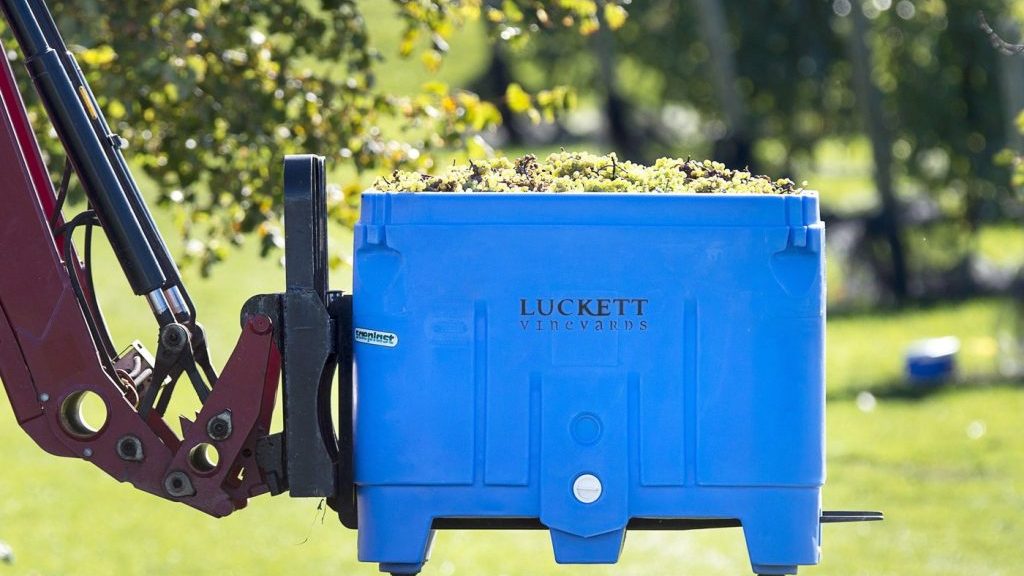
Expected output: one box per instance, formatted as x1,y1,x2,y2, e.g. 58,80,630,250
979,11,1024,56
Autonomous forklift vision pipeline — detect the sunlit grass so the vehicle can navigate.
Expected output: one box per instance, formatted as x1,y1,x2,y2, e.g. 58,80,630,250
4,8,1024,575
977,224,1024,269
3,210,1023,576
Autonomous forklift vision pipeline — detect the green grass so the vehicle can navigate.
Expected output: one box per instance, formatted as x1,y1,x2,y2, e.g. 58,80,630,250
827,300,1005,396
977,224,1024,269
4,233,1024,576
793,138,878,215
5,57,1024,576
4,8,1024,575
2,150,1022,576
823,387,1024,576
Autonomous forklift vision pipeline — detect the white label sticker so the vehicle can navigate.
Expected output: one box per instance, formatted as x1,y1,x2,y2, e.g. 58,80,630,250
355,328,399,348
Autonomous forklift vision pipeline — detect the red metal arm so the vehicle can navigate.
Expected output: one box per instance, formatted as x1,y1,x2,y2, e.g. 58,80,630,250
0,42,280,517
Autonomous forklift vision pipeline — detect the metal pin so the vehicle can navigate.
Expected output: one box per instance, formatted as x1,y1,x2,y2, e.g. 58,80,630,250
146,289,170,315
164,286,190,320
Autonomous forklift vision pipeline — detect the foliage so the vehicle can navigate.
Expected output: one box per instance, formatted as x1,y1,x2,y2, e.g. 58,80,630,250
4,276,1024,574
375,150,802,193
505,0,854,158
622,0,854,157
0,0,625,273
999,110,1024,191
868,0,1014,225
514,0,1017,222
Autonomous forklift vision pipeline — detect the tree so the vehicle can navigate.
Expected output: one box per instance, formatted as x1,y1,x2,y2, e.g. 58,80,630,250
515,0,855,167
870,0,1014,228
845,2,908,302
519,0,1021,301
1,0,623,272
692,0,753,169
982,10,1024,193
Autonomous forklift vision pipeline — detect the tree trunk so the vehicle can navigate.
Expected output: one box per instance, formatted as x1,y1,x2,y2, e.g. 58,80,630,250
845,6,909,303
692,0,755,170
998,17,1024,151
594,9,645,160
467,0,526,145
468,43,526,146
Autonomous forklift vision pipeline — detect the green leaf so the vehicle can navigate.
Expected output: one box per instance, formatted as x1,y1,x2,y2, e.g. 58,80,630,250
79,44,117,66
420,49,443,72
422,81,449,96
506,83,531,113
502,0,524,22
1,0,615,275
603,4,628,30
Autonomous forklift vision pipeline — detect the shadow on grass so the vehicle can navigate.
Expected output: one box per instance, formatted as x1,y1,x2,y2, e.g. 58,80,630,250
827,373,1024,403
827,294,1009,320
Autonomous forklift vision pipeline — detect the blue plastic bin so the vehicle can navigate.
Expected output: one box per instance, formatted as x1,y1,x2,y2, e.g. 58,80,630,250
353,191,826,575
905,336,959,385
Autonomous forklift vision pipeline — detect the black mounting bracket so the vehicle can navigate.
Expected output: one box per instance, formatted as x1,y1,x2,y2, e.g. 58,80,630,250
245,155,357,527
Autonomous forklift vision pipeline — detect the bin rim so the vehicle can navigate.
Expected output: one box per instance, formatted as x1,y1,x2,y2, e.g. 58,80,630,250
361,189,820,197
357,189,822,228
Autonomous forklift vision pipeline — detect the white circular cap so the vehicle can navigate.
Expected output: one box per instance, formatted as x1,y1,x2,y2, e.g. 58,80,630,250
572,474,602,504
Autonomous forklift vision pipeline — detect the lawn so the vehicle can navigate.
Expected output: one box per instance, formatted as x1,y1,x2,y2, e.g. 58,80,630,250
3,226,1024,576
3,5,1024,574
3,87,1024,576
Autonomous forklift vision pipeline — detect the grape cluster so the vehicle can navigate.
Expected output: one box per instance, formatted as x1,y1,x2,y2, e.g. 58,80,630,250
373,151,804,195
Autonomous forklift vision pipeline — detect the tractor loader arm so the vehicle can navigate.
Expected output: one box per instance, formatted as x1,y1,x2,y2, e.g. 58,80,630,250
0,0,349,519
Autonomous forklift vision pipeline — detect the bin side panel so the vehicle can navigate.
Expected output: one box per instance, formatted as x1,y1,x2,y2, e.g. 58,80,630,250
355,194,824,500
639,367,687,486
353,243,477,485
483,368,532,486
695,244,825,487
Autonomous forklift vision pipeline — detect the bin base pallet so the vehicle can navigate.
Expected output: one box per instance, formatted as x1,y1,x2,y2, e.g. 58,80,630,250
373,511,884,576
432,510,882,530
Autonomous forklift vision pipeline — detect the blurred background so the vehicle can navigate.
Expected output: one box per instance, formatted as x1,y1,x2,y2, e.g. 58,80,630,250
2,0,1024,574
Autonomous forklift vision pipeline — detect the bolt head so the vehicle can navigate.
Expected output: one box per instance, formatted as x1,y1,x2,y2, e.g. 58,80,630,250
117,435,144,462
250,315,272,335
207,410,233,441
161,325,188,350
164,471,196,498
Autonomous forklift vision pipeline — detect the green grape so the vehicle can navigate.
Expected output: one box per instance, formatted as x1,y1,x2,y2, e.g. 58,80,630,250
373,152,805,195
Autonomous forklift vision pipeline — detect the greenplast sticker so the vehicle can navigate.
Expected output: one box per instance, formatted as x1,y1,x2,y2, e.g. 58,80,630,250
355,328,398,348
